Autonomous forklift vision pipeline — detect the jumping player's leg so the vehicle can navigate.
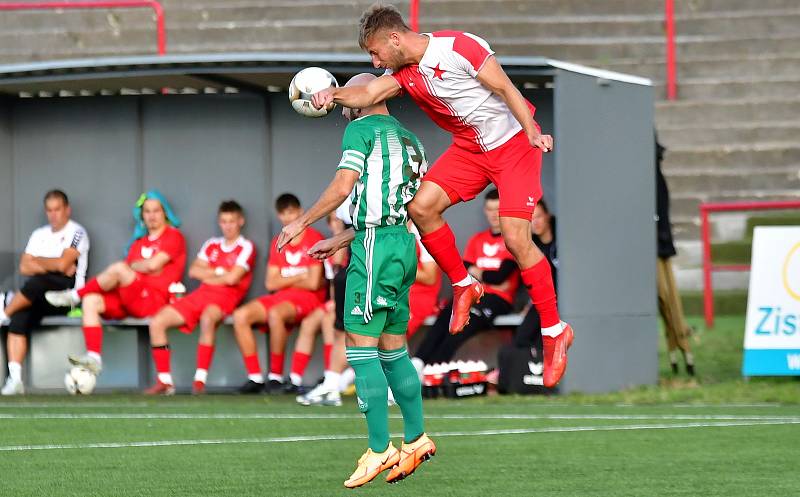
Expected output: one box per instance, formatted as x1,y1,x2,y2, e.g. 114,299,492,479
408,181,467,286
408,187,482,336
232,299,269,386
493,132,572,387
378,304,435,484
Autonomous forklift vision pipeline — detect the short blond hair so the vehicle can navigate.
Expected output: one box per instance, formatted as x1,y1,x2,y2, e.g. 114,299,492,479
358,3,411,49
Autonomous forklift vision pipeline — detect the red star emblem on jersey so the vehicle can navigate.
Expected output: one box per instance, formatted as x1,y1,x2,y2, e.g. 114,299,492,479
431,63,446,80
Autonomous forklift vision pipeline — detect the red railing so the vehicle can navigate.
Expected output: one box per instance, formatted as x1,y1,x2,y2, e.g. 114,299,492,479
701,200,800,328
409,0,419,32
664,0,677,100
0,1,166,56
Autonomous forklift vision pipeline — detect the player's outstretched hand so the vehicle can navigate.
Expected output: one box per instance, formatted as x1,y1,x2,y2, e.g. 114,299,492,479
531,133,554,153
311,88,335,110
277,221,305,252
307,237,340,260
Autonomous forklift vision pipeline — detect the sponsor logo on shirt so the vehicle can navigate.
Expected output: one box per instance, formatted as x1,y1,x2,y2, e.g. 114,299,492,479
482,242,500,257
285,250,303,266
476,256,502,269
280,266,308,278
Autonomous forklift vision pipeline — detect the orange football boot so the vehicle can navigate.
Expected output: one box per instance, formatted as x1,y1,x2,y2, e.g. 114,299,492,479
344,443,400,489
449,280,483,334
386,433,436,484
542,323,575,388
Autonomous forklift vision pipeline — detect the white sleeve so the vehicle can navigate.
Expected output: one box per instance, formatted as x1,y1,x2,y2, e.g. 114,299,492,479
70,227,89,255
235,240,254,271
197,239,212,261
23,230,40,256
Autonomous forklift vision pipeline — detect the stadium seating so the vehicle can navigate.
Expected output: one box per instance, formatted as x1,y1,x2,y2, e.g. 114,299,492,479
1,0,796,293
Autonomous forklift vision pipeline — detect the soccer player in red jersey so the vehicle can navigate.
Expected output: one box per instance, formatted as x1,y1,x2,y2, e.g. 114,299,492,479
46,192,186,379
233,194,326,394
407,222,441,339
143,200,256,395
312,5,572,387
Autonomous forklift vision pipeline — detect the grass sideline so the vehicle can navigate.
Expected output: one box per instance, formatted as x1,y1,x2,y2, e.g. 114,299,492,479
565,315,800,405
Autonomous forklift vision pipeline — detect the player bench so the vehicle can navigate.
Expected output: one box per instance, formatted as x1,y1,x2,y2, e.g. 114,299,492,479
12,312,523,393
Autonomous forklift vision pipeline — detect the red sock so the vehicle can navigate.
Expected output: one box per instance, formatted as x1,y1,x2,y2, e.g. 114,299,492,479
420,223,469,284
243,354,261,376
323,344,333,371
196,344,215,372
521,259,560,328
77,278,103,299
269,353,285,377
82,326,103,355
291,351,312,377
152,346,171,374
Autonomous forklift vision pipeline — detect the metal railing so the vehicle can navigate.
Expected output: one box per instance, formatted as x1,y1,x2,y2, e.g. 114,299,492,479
664,0,677,100
0,1,166,56
701,200,800,328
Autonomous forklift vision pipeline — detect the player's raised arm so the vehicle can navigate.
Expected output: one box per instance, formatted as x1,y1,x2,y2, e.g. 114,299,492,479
312,75,400,112
476,56,553,152
277,168,359,251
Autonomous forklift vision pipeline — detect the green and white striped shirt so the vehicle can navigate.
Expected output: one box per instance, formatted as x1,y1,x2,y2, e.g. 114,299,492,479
337,114,428,230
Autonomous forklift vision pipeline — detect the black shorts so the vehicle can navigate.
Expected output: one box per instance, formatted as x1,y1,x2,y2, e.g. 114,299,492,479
6,273,74,335
333,259,348,332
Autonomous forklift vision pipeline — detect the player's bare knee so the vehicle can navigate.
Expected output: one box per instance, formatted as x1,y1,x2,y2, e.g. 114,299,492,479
267,309,285,329
232,308,250,328
82,293,103,311
199,312,219,333
408,197,439,226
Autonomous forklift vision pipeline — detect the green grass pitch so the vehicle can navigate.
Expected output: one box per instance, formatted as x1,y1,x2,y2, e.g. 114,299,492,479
1,396,798,496
1,315,798,496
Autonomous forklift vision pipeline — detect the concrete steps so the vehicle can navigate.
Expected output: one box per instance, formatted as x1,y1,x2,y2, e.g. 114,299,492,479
659,120,800,148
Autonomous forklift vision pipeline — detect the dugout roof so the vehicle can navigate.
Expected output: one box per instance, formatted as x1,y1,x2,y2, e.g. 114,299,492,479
0,53,651,97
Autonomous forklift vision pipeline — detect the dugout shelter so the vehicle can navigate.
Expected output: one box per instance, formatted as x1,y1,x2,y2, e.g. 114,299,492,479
0,53,655,393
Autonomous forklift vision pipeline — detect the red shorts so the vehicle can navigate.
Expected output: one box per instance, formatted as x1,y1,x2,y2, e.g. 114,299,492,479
101,275,167,320
424,130,543,220
255,288,323,333
171,286,243,333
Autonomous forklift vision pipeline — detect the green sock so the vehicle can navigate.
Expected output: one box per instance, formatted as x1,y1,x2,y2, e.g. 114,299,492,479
346,346,389,452
379,346,425,443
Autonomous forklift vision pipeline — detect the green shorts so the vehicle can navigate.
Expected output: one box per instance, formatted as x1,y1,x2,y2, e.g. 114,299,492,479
344,225,418,338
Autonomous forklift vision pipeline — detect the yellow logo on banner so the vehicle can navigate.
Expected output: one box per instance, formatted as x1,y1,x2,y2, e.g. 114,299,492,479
782,242,800,301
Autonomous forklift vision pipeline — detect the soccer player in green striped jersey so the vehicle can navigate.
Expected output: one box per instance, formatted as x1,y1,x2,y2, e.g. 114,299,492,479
278,73,436,489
